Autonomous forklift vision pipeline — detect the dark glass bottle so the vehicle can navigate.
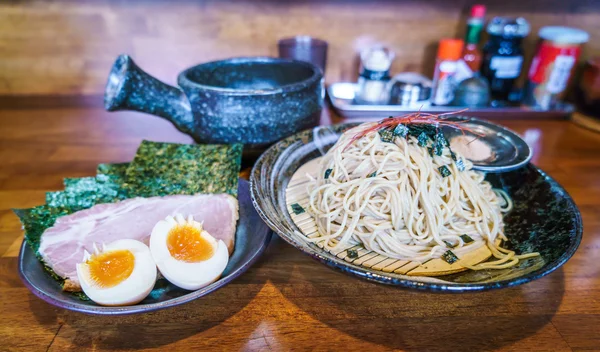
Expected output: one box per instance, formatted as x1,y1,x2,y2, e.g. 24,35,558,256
481,17,530,102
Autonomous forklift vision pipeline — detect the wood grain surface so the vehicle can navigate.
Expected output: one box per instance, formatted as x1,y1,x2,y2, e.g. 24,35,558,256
0,101,599,351
1,0,600,96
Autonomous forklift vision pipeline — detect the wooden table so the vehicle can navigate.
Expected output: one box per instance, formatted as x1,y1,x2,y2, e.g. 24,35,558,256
1,103,599,352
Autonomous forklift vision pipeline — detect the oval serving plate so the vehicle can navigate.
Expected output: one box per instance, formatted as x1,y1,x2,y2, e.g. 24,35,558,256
19,179,272,315
250,123,582,292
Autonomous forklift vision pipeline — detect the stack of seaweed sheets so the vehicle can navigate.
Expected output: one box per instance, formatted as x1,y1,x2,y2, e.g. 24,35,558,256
14,140,242,297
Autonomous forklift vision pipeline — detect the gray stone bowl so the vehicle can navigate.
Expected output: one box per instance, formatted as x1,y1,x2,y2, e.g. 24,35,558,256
104,55,324,153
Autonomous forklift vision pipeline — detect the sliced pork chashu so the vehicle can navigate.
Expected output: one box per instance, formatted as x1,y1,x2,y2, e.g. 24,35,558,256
38,193,238,291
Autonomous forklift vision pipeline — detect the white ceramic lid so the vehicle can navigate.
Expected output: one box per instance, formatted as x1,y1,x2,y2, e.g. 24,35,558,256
539,26,590,44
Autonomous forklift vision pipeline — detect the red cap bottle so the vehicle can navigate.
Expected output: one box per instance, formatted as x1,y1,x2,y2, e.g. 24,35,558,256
470,4,486,19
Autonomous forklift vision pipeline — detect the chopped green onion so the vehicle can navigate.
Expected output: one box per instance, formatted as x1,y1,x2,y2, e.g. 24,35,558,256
324,168,332,179
291,203,305,215
347,249,359,259
438,165,451,177
441,250,459,264
460,234,474,244
367,171,377,178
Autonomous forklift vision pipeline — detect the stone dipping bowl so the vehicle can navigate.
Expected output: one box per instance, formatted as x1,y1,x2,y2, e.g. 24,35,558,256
104,55,324,153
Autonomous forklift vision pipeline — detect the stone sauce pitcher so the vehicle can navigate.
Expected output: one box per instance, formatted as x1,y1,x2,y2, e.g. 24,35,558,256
104,55,324,148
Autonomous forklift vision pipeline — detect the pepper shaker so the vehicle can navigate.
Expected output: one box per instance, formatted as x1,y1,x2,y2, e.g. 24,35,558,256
355,47,394,104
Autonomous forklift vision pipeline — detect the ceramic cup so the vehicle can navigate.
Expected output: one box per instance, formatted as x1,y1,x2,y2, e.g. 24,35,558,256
104,55,324,150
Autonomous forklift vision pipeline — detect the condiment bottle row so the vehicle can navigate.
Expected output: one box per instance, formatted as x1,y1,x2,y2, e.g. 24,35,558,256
355,4,590,111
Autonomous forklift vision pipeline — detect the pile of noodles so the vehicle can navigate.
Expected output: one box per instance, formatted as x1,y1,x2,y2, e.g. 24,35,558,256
307,121,538,270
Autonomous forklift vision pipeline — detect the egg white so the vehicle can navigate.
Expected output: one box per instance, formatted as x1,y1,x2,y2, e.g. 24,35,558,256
150,214,229,291
76,239,157,306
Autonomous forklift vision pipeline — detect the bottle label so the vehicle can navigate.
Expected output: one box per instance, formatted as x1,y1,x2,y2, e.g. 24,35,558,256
490,56,524,79
465,22,483,44
454,59,474,83
360,68,390,81
546,55,576,93
433,61,458,105
528,41,580,94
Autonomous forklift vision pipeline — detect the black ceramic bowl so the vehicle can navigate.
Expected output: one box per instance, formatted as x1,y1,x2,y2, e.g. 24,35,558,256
105,55,324,154
250,123,583,292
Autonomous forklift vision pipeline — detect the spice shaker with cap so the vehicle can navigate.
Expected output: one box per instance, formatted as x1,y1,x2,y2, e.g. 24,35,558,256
356,47,394,104
481,17,530,102
431,39,464,106
387,72,432,107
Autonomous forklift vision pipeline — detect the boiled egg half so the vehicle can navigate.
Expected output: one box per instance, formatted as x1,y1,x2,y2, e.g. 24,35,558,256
150,214,229,290
76,239,157,306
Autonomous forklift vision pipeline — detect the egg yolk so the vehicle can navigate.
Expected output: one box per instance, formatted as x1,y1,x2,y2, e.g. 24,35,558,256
87,249,135,288
167,224,215,262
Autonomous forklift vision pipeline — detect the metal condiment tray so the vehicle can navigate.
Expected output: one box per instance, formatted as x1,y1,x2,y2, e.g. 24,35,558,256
328,82,574,120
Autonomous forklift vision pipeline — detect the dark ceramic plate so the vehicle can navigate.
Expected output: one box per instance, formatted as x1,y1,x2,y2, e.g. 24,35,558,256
250,124,582,292
18,179,272,315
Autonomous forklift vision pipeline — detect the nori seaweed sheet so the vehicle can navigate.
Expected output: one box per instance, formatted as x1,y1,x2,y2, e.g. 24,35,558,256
125,140,242,197
13,141,242,300
12,205,91,300
48,163,131,212
13,205,71,254
46,177,125,212
97,162,130,178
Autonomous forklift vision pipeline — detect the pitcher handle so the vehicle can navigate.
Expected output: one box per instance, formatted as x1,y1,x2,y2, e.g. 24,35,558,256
104,54,194,135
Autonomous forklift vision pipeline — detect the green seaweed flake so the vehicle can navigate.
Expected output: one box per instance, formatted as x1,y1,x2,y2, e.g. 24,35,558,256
455,158,466,171
407,123,437,139
347,249,359,259
441,250,459,264
417,132,429,147
432,143,443,156
291,203,305,215
125,141,242,197
324,168,332,179
435,130,449,147
393,124,409,138
378,128,395,143
438,165,451,178
460,234,474,244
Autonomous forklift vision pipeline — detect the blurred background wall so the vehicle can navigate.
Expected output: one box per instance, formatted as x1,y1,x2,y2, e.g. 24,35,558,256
1,0,599,97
